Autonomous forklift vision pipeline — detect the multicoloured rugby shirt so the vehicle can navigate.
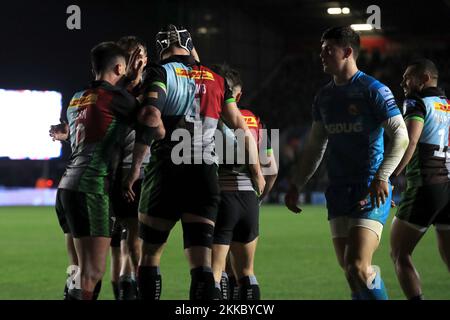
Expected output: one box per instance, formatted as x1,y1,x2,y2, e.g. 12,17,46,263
142,55,234,164
402,87,450,187
218,109,272,192
58,80,139,194
313,70,401,185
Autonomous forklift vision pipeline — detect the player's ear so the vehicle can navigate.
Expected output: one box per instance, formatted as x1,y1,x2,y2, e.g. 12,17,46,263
344,47,353,59
422,72,431,84
113,63,123,76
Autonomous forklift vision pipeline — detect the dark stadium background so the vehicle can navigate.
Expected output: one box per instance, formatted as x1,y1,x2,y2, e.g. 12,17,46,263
2,0,450,302
1,0,450,202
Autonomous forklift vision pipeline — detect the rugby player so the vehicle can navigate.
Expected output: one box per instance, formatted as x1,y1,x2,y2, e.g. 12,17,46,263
122,25,265,300
49,122,81,299
211,64,278,300
110,35,151,300
390,59,450,300
285,26,409,300
53,41,154,300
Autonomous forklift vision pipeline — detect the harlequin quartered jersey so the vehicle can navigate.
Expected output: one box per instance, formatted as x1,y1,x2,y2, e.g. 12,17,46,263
218,109,271,192
313,70,401,185
58,80,139,194
403,87,450,186
142,55,234,164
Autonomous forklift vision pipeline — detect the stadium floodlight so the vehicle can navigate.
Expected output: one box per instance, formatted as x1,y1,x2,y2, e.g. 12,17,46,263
342,7,350,14
351,24,374,31
197,27,208,35
327,8,342,15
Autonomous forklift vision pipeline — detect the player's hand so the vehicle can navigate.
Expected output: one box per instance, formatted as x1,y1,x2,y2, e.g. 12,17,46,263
285,183,302,214
122,169,140,202
362,179,389,209
126,47,144,85
49,123,69,141
252,171,266,198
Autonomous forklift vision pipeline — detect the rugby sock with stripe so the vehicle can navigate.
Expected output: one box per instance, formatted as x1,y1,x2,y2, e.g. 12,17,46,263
119,274,138,300
137,266,162,300
92,280,102,300
228,275,239,300
111,281,119,300
67,288,94,300
219,272,229,300
190,266,216,300
239,275,261,300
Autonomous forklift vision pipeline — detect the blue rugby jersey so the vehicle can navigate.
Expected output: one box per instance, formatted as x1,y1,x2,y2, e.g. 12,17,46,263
312,70,401,185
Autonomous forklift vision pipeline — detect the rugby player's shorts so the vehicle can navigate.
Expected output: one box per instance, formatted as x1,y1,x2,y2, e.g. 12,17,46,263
55,188,112,238
395,182,450,232
326,178,392,240
139,160,220,222
111,176,142,220
213,191,259,245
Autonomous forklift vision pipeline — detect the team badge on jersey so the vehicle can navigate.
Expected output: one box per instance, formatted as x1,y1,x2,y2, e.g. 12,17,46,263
348,104,360,116
378,86,395,101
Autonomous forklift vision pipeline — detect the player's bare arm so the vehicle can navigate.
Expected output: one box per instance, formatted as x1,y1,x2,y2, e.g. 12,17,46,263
221,101,265,196
393,119,424,176
123,75,166,201
285,121,328,213
260,152,278,201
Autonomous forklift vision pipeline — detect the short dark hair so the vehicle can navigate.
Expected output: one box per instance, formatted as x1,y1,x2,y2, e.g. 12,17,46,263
90,41,127,74
211,64,243,90
408,58,439,80
117,35,147,59
321,26,360,58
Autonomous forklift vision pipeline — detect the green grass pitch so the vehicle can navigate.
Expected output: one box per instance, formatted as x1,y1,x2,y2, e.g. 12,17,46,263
0,205,448,300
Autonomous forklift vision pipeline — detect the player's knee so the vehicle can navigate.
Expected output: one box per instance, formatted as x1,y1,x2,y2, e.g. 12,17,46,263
391,249,412,269
127,236,141,256
182,222,214,249
390,247,399,263
139,222,170,245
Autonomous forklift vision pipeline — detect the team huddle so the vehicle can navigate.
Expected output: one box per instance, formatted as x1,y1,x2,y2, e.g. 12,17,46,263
49,24,450,300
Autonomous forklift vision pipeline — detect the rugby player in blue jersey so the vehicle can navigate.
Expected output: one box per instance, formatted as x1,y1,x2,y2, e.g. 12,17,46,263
390,59,450,300
285,26,409,300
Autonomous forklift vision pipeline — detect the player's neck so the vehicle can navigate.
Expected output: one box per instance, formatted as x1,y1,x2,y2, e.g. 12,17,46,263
95,73,120,86
333,64,359,86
